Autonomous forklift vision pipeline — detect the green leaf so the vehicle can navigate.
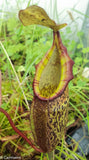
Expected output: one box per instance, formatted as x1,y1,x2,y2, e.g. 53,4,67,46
75,57,82,65
82,47,89,54
77,43,83,49
77,80,87,87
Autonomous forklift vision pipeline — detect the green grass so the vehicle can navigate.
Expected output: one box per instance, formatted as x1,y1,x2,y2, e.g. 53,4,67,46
0,0,89,160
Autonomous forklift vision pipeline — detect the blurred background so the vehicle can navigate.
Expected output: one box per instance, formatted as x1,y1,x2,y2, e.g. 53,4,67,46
0,0,89,30
1,0,89,53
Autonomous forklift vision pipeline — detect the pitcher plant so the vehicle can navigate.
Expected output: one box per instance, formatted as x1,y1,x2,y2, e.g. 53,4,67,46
0,5,74,153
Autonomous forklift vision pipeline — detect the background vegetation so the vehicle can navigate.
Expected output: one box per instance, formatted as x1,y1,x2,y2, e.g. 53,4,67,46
0,0,89,159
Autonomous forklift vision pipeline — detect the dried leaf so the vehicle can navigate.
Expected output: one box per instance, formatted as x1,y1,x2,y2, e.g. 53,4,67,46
0,135,19,141
19,5,67,31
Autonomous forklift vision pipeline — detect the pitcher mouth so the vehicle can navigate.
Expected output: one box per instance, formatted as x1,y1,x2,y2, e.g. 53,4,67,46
19,6,74,101
33,31,74,101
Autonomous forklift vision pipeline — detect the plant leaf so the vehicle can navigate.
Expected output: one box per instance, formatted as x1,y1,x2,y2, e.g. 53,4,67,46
19,5,67,31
